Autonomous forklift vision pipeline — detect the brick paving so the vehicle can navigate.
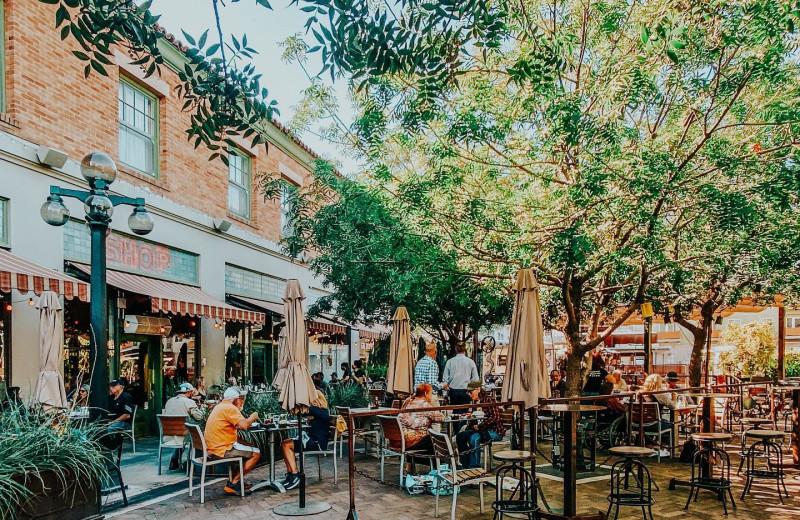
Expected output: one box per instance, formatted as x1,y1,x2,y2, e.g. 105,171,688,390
107,442,799,520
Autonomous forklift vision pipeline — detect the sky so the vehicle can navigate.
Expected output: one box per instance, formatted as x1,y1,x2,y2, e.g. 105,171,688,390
150,0,357,173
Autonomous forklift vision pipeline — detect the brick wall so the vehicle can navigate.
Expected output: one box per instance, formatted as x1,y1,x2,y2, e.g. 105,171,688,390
2,0,316,244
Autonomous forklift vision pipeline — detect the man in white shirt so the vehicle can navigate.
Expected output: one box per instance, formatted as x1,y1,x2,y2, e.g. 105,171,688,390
442,342,479,407
164,382,204,470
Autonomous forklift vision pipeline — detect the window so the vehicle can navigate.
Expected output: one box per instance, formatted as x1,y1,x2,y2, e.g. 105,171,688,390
726,318,741,326
280,182,297,237
118,79,158,175
0,197,7,247
788,317,800,328
228,151,251,218
225,264,287,302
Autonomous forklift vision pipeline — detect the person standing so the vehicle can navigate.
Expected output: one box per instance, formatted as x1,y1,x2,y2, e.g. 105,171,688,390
108,380,134,432
164,382,204,470
442,342,479,407
414,341,442,392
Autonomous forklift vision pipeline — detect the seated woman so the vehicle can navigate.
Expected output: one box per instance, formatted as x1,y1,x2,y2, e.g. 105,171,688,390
640,374,678,410
399,383,445,454
72,385,89,407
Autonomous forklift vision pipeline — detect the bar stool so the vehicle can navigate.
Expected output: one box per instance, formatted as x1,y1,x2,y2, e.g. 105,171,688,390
606,446,654,520
741,430,788,503
492,450,538,520
737,417,772,474
685,432,736,515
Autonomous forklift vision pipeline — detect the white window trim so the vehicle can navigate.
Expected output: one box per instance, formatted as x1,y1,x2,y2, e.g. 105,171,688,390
118,79,159,176
115,51,171,98
228,150,251,219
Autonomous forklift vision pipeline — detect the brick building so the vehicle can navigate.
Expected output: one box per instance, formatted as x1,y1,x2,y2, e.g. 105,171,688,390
0,0,369,433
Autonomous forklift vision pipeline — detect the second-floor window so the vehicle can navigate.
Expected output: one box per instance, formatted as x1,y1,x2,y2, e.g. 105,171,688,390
118,79,157,176
228,151,251,219
280,182,297,237
788,317,800,328
0,197,8,247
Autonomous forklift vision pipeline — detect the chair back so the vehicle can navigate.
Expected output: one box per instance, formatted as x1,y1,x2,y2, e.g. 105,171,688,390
336,406,351,423
429,429,459,483
391,399,401,409
369,388,384,402
186,423,207,458
376,415,404,451
631,401,660,425
157,414,188,441
500,408,516,429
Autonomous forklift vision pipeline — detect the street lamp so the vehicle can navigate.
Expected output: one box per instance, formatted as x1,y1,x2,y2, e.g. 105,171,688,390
41,152,153,413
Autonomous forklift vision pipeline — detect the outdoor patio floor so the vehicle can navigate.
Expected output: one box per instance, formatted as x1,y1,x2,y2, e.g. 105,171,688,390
105,435,800,520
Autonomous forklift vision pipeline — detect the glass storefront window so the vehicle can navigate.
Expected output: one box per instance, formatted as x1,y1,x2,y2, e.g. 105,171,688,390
225,322,250,385
0,297,8,394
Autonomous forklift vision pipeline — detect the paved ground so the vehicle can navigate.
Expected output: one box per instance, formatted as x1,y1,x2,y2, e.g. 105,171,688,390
105,434,799,520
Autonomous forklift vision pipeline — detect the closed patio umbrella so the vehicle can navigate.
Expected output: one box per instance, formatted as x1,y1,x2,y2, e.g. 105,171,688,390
34,290,67,409
502,269,550,410
386,306,414,396
273,279,331,516
272,328,289,391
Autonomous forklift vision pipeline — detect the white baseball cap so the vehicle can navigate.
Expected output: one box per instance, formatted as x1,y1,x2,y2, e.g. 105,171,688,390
177,382,195,394
223,387,246,401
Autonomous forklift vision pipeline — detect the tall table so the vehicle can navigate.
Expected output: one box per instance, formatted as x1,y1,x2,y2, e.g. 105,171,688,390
538,404,606,520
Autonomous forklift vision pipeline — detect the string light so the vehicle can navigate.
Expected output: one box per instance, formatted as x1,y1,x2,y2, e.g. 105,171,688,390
28,298,34,306
4,303,11,312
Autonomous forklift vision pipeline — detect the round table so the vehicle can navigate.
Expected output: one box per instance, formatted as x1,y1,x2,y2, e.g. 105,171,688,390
492,450,538,520
538,405,605,517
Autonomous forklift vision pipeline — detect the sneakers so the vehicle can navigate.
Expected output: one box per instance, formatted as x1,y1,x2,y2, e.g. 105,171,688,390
223,480,252,495
282,473,300,490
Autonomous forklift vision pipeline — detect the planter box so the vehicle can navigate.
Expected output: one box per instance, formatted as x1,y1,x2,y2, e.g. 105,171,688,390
14,469,102,520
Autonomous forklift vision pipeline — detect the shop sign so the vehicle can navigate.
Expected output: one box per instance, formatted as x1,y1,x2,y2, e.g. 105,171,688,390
64,220,199,285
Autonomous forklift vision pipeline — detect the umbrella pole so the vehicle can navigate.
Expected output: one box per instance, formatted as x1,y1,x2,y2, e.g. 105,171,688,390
297,411,306,509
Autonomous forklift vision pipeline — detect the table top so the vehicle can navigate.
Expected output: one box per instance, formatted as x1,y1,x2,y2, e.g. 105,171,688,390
740,417,772,424
745,429,785,439
349,407,395,414
609,446,654,457
443,414,484,422
691,432,733,442
687,393,739,398
538,404,605,413
493,450,535,462
772,386,800,392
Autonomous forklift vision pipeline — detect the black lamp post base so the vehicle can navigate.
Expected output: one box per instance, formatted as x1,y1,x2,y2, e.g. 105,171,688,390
272,501,332,516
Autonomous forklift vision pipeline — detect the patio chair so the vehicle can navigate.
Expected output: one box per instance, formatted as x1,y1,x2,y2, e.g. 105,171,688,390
336,406,379,459
156,414,188,475
376,414,433,488
186,424,245,504
631,401,673,461
429,429,492,519
302,415,339,484
98,432,128,507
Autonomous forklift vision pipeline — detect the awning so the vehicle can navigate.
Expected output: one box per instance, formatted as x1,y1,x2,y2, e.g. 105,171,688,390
72,264,265,324
355,323,391,342
0,249,89,302
228,294,347,335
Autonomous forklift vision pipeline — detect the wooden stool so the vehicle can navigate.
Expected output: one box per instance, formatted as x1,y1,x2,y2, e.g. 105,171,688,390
741,430,788,503
607,446,655,520
685,433,736,515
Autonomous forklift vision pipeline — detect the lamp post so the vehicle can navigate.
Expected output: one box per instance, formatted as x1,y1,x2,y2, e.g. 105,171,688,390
41,152,153,413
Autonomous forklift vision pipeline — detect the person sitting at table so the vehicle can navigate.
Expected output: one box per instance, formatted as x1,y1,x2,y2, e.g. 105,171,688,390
611,370,629,392
399,383,445,455
312,372,328,391
108,380,134,432
164,382,204,470
192,376,207,403
204,386,260,495
550,370,567,398
69,385,89,408
279,390,331,491
455,380,505,468
582,353,608,396
639,374,678,410
329,372,340,386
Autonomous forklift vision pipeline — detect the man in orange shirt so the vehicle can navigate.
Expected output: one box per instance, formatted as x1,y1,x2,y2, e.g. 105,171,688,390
204,387,260,494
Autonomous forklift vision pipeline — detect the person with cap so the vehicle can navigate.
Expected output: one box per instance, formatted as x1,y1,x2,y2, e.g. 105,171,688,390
164,382,204,470
665,371,681,389
442,341,479,407
455,380,506,468
203,386,260,494
279,390,331,490
108,379,134,432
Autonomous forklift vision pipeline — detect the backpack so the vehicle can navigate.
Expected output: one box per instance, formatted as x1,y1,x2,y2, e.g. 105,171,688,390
679,440,697,463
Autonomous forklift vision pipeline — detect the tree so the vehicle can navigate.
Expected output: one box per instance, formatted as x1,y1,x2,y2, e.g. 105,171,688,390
289,0,800,394
262,161,512,352
719,321,777,378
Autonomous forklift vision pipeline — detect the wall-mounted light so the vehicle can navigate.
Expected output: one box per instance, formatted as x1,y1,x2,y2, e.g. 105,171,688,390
36,145,69,169
213,218,232,233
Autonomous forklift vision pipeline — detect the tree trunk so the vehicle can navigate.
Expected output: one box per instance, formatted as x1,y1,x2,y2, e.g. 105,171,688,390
565,347,584,397
688,328,706,388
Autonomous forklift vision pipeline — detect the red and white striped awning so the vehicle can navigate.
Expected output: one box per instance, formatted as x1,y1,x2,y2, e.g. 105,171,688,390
73,264,265,324
0,249,89,301
227,295,348,334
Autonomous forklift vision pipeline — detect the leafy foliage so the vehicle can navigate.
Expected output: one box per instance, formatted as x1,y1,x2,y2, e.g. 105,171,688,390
38,0,278,161
324,382,369,412
719,321,777,377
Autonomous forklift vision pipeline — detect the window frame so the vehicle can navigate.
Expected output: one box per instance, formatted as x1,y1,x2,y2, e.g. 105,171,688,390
0,197,8,248
227,149,252,219
280,181,298,238
0,0,6,113
118,77,159,177
788,317,800,328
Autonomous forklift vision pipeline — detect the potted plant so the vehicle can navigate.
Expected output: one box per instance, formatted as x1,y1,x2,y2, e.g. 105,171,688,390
0,406,109,520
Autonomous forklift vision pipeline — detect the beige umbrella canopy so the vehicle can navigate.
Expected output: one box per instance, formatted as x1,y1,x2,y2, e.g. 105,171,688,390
502,269,550,410
272,328,290,391
386,306,414,395
34,291,67,408
279,279,319,412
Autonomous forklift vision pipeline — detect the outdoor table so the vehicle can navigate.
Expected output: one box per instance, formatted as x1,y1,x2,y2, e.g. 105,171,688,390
687,393,739,432
538,404,605,520
669,405,698,443
492,450,537,520
442,413,483,438
248,420,303,493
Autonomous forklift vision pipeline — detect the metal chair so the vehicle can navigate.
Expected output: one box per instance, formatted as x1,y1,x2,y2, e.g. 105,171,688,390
186,424,245,503
631,402,672,461
429,429,492,519
302,415,339,484
99,432,128,506
156,414,188,475
336,406,379,459
376,414,432,488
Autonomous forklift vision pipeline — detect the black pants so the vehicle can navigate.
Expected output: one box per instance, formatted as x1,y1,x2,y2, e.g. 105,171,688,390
449,389,471,407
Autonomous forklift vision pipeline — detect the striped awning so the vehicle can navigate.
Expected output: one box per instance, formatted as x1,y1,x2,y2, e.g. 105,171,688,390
73,264,265,324
227,294,347,334
0,249,89,301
